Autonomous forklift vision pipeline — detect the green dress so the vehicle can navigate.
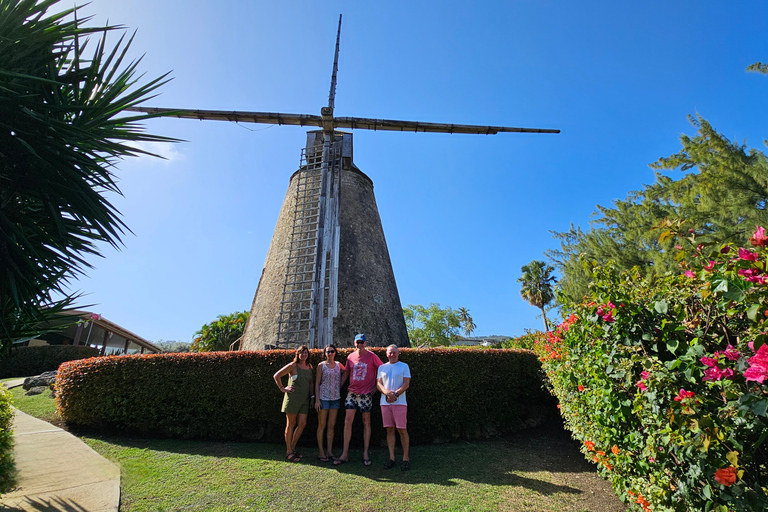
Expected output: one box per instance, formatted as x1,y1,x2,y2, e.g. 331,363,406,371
281,366,313,414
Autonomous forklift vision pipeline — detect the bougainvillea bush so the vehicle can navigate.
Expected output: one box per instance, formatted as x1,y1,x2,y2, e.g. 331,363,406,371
535,227,768,512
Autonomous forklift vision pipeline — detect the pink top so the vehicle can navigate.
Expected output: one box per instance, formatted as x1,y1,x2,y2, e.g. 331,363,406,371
346,350,383,394
318,362,342,401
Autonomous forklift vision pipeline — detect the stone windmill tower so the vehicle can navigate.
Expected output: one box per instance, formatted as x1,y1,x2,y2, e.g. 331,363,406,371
130,16,559,349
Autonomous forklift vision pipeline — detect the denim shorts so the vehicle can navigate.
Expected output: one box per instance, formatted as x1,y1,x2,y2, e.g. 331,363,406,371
320,399,340,410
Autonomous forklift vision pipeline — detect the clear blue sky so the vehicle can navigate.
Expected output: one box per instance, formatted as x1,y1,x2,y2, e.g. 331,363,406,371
69,1,767,342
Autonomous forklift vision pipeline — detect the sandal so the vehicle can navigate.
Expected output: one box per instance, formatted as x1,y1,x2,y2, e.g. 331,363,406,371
401,460,410,471
333,458,348,466
286,452,302,462
317,456,330,462
384,459,396,469
363,458,372,466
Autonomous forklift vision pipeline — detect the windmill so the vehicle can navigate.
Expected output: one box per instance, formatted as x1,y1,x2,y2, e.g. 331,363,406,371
129,16,559,350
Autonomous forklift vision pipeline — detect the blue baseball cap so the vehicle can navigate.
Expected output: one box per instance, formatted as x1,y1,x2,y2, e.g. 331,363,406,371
354,334,366,342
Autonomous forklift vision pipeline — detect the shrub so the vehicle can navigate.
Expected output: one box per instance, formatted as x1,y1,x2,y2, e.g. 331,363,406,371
0,345,99,378
0,386,14,495
535,228,768,512
56,348,553,444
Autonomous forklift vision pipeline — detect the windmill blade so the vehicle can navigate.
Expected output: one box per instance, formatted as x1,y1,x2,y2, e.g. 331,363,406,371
328,14,342,111
126,107,324,127
333,116,560,134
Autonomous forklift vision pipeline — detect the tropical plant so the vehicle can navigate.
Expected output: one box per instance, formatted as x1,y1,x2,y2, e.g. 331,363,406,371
535,227,768,511
0,0,175,349
456,307,476,337
191,312,249,352
518,260,557,331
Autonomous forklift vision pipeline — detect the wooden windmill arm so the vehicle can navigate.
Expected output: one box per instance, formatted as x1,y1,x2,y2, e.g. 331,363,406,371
125,107,324,127
332,116,560,134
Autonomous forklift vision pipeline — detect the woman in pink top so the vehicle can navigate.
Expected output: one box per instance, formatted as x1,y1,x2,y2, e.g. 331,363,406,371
314,344,346,462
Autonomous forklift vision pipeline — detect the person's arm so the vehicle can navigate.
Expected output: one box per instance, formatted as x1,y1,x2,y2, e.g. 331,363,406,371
314,363,323,409
339,363,348,386
273,362,296,393
393,377,410,399
377,369,397,403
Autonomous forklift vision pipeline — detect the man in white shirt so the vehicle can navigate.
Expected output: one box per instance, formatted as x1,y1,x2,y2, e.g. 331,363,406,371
376,344,411,471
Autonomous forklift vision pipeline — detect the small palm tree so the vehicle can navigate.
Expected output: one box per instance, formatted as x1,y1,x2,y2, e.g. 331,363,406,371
457,307,476,338
518,260,557,331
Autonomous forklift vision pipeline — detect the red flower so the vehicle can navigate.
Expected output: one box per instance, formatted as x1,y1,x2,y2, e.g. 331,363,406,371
703,260,715,271
611,445,620,455
673,388,695,402
584,440,595,451
578,384,585,392
714,466,738,486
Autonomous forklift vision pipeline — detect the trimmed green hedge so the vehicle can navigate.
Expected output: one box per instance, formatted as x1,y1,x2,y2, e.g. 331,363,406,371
0,386,14,495
56,348,554,444
0,345,99,378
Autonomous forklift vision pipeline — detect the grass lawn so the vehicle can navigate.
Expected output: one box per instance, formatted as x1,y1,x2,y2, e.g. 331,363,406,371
8,387,626,512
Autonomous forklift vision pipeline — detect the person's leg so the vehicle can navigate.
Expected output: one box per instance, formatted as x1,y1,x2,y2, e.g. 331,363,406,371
316,408,328,458
338,408,356,462
284,414,297,457
326,406,339,458
398,428,410,461
386,427,396,461
362,411,372,462
292,413,308,454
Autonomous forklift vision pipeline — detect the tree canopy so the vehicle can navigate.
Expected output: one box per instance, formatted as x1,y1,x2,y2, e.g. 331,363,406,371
0,0,174,347
403,303,475,347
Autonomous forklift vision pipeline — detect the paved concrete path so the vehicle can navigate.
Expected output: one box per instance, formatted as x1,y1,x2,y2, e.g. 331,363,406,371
1,401,120,511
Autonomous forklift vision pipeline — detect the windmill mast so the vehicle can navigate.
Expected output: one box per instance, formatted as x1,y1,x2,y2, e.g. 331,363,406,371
311,14,344,348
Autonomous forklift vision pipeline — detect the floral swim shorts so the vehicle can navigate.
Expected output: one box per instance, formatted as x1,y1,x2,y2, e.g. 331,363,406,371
345,392,374,413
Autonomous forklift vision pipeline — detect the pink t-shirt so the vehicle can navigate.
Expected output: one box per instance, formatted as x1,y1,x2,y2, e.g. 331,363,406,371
346,350,383,394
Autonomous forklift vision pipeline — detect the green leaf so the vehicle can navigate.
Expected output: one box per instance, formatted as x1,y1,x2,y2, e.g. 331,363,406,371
750,399,768,417
666,338,679,354
654,300,668,314
747,303,761,322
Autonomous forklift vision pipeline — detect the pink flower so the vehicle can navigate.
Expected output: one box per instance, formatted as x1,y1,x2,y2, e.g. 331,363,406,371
675,245,683,250
641,371,650,380
608,301,615,309
721,246,731,254
636,380,647,391
703,366,733,382
750,226,768,248
738,248,759,261
703,260,715,271
738,268,768,284
684,270,696,278
602,312,615,323
673,388,696,402
700,356,718,368
722,345,740,361
744,344,768,383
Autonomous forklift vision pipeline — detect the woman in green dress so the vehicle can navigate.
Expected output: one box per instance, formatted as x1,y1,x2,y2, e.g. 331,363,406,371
273,345,313,462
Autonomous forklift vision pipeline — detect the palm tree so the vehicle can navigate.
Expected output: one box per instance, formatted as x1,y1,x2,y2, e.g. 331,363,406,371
0,0,176,347
518,260,557,331
457,307,476,338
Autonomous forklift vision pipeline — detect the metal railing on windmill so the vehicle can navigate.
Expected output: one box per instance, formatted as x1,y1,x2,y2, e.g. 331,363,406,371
127,15,559,351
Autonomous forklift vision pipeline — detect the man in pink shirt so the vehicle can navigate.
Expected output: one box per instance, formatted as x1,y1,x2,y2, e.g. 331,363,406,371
334,334,383,466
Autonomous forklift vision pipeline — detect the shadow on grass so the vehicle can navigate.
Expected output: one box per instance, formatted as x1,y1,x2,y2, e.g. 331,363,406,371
84,418,600,496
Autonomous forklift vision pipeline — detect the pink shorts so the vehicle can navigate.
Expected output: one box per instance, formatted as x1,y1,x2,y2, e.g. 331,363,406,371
381,405,407,429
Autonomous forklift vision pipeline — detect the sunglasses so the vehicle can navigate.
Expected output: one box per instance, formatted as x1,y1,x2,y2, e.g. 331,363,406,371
355,341,365,344
325,350,336,354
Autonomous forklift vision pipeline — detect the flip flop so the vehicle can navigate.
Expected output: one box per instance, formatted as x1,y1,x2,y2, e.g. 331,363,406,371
363,459,372,466
286,453,301,463
317,456,330,462
384,459,396,469
333,458,348,466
